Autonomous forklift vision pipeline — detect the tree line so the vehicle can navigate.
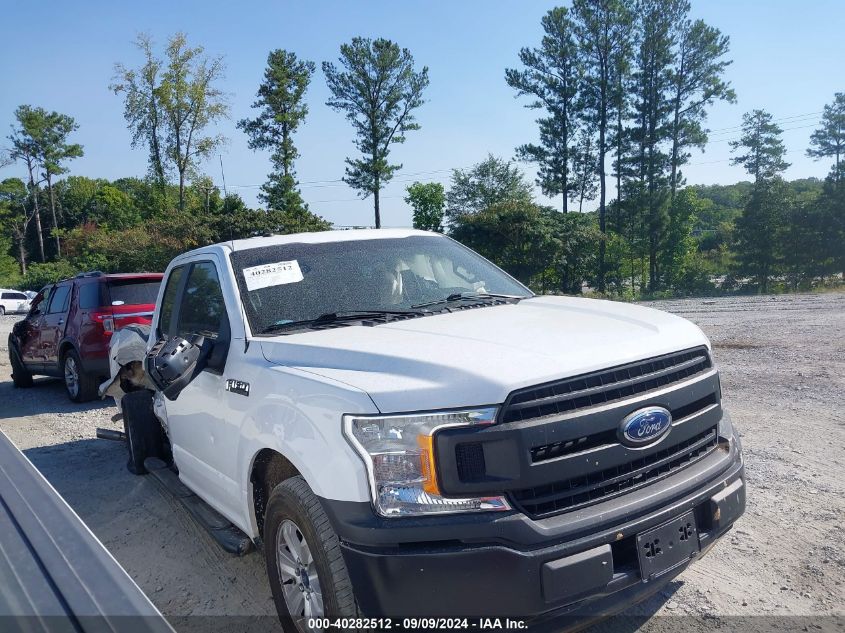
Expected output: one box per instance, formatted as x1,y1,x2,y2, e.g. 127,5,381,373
1,4,842,298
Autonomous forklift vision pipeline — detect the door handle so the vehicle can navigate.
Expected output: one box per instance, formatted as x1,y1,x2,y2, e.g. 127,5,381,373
58,318,64,325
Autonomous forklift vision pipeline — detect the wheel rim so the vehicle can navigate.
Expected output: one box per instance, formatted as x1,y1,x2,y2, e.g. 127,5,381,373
276,519,324,623
64,356,79,397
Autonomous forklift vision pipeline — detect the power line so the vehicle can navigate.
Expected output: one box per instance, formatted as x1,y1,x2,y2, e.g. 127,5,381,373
704,110,822,136
686,147,804,167
310,195,405,204
215,109,825,196
705,121,821,144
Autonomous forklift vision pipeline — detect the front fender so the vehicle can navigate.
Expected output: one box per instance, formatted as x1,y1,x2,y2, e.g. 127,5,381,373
236,365,378,536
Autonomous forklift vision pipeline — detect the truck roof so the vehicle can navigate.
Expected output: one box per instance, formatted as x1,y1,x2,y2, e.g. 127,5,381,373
171,228,439,264
225,228,434,252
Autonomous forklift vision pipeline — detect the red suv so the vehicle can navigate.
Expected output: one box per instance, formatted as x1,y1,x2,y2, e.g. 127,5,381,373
8,271,163,402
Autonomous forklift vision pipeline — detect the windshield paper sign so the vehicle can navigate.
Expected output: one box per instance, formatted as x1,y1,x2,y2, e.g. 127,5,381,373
243,260,304,291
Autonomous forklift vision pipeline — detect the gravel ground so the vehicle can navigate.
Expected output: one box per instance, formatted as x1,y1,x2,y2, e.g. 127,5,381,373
0,292,843,632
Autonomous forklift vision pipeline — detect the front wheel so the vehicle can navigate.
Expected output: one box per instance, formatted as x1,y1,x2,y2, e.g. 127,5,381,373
264,477,357,632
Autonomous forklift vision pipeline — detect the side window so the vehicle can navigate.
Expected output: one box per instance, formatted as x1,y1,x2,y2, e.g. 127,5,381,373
29,288,49,315
1,293,10,300
47,284,71,314
78,283,104,310
158,266,185,338
13,292,27,300
176,262,227,340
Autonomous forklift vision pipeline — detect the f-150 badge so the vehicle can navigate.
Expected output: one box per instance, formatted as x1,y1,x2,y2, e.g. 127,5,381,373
225,379,250,397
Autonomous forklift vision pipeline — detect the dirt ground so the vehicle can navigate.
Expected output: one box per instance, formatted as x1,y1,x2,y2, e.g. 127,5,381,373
1,292,843,632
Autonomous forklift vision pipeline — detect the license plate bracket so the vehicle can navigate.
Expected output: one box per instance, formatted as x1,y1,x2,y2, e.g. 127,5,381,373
637,511,700,581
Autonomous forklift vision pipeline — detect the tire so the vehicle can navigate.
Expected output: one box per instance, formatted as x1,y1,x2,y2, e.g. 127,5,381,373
62,349,98,403
0,306,5,316
121,390,164,475
8,339,33,388
264,476,357,631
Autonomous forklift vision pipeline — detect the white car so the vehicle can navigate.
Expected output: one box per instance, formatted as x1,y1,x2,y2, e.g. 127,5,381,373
0,289,31,316
107,229,745,630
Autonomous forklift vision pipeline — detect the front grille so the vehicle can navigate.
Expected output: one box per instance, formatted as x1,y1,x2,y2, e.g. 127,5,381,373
529,393,718,464
501,347,712,423
511,425,719,518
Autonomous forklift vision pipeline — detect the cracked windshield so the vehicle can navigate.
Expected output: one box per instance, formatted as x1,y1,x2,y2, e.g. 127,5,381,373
230,235,530,334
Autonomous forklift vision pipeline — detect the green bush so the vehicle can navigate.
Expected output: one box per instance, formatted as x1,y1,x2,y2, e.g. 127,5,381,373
18,261,79,291
0,244,22,289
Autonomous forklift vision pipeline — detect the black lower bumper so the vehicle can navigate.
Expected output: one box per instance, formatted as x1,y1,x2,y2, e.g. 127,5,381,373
322,425,745,622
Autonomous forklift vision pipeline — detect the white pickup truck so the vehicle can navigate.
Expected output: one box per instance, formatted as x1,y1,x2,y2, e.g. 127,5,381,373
112,229,745,631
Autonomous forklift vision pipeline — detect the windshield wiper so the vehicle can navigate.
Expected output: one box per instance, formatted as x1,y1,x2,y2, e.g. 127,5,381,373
411,292,525,310
260,309,425,334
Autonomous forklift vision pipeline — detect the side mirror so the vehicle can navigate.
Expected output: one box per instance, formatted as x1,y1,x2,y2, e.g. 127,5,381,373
145,336,204,400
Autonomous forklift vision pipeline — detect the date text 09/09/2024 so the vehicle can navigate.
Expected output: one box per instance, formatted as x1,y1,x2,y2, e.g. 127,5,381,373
306,618,528,630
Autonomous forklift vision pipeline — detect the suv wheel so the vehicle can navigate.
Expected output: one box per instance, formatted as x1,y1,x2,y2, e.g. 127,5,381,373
264,477,357,631
0,306,5,316
63,349,98,402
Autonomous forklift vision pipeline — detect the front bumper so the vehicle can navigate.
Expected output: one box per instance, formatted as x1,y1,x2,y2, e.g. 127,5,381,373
321,417,745,622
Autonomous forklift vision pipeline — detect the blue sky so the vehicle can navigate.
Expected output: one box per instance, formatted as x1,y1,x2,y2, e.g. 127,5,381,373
1,1,841,228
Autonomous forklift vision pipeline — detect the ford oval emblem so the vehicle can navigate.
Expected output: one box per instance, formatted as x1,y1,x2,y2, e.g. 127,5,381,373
620,406,672,446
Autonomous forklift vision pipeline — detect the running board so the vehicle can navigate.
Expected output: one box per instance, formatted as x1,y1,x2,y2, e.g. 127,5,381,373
143,457,254,557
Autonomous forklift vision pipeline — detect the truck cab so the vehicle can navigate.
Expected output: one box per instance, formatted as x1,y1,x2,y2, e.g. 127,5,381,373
129,229,744,631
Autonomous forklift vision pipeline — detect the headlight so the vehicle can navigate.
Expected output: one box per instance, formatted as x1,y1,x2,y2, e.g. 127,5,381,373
343,408,511,517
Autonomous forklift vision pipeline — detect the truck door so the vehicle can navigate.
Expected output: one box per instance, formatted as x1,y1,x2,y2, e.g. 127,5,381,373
160,260,241,519
40,282,72,369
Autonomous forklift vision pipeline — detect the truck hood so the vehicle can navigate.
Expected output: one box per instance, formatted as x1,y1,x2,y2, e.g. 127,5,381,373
259,296,710,413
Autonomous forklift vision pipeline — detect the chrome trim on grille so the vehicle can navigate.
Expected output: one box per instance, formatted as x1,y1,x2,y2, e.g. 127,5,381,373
507,354,708,414
672,401,720,427
517,368,718,424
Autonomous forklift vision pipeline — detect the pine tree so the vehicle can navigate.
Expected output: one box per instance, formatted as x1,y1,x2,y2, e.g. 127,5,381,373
807,93,845,186
507,7,581,212
733,179,790,293
572,0,634,292
730,109,790,185
628,0,684,290
238,50,315,213
323,38,429,228
668,18,734,197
